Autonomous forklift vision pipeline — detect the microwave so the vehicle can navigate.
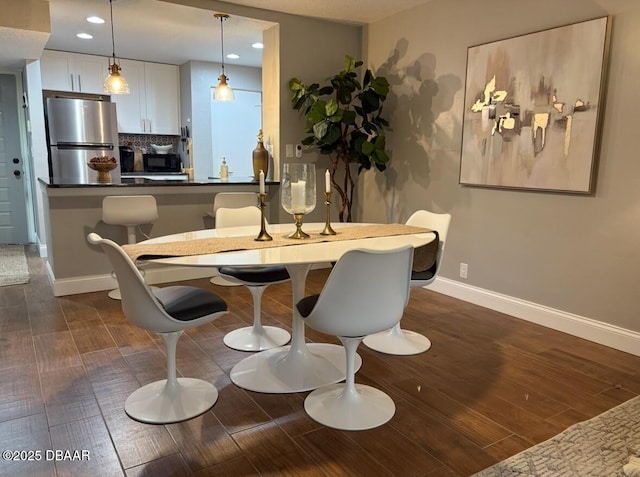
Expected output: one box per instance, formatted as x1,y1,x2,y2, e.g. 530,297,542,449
143,153,181,173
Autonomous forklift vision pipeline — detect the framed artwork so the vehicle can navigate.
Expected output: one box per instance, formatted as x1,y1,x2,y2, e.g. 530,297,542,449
459,17,611,193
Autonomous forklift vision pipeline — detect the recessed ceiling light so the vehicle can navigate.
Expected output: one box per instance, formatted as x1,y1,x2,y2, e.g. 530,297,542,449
252,42,264,49
226,53,239,59
77,33,93,39
86,16,104,24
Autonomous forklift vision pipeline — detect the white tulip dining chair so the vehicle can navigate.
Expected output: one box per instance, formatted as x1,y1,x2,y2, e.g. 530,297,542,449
215,206,291,352
363,210,451,355
208,192,259,286
87,232,229,424
297,246,414,431
102,195,159,300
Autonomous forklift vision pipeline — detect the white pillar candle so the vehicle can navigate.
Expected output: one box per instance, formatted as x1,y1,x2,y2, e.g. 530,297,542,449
291,180,306,212
325,169,330,193
259,170,265,195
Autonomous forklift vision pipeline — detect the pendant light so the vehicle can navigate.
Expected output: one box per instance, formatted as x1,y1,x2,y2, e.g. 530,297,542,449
104,0,130,94
213,13,235,101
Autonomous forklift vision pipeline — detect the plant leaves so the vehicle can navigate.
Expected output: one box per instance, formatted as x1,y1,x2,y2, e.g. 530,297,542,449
313,121,328,139
308,101,328,123
371,77,390,97
342,110,356,125
344,55,356,72
326,99,338,117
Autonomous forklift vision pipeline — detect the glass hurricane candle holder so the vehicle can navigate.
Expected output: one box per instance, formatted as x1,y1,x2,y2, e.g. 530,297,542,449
281,163,316,239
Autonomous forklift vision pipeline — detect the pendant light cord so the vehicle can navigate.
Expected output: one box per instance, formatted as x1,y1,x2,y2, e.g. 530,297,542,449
219,15,226,76
110,0,116,61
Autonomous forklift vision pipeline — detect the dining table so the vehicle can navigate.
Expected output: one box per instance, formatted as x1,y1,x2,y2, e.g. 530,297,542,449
129,221,437,394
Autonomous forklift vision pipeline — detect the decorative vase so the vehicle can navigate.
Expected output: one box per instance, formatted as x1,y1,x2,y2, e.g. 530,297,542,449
252,129,269,180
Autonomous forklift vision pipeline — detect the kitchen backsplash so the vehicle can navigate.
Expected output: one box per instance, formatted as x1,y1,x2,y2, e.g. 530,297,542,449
119,134,179,154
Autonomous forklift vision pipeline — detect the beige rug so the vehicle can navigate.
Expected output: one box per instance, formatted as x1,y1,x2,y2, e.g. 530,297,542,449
0,244,30,286
472,395,640,476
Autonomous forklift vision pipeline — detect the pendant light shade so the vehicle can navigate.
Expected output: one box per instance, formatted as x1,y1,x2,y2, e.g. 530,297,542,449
104,62,130,94
104,0,129,94
213,13,234,101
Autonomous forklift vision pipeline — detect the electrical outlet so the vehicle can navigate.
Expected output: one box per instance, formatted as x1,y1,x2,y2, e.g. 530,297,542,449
459,262,468,279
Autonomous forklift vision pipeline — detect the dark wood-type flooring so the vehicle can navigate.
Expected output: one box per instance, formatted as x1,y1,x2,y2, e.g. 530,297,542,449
1,245,639,476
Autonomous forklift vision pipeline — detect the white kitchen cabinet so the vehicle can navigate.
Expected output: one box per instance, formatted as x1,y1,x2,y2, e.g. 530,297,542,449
40,50,109,95
112,60,180,135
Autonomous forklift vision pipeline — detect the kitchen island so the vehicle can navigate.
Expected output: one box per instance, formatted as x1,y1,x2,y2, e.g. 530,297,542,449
39,176,280,296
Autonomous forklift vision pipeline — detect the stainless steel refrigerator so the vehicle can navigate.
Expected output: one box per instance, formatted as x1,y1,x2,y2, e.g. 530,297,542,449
45,96,120,183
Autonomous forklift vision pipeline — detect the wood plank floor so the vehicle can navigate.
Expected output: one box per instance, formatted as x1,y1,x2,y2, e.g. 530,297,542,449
1,245,639,476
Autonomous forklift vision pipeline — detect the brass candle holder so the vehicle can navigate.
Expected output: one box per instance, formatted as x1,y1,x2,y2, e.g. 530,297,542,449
320,192,336,236
255,193,273,241
289,213,310,239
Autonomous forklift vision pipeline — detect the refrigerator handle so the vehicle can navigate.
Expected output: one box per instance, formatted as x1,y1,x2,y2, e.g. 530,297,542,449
70,74,74,91
78,75,82,92
56,143,115,150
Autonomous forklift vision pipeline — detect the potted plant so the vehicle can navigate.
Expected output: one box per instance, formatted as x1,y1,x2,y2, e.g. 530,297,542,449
289,55,391,222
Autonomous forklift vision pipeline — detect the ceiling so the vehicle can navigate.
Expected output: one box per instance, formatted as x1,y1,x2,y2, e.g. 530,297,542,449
1,0,433,69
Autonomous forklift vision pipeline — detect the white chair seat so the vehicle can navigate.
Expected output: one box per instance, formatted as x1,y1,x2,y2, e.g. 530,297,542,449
87,232,229,424
214,206,291,352
363,210,451,356
297,246,414,431
209,193,258,286
102,195,159,300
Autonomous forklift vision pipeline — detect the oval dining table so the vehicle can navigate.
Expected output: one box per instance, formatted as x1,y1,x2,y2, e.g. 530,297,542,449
137,222,436,394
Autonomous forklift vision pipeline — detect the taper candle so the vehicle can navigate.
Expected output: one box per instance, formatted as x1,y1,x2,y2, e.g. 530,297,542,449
325,169,330,193
259,170,265,195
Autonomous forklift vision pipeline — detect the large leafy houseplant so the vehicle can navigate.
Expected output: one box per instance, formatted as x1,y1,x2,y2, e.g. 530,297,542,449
289,55,391,222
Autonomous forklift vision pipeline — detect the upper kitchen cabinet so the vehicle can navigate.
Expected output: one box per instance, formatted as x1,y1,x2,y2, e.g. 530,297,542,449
112,60,180,135
40,50,109,95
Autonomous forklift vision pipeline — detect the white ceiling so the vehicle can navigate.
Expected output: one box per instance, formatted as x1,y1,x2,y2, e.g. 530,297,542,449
1,0,433,69
44,0,275,67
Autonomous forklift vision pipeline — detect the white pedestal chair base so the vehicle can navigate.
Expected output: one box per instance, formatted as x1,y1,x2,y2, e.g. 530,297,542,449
223,325,291,352
363,324,432,355
304,383,395,431
124,377,218,424
219,269,291,352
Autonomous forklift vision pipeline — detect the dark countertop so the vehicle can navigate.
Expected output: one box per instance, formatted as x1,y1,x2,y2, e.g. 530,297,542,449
39,177,279,188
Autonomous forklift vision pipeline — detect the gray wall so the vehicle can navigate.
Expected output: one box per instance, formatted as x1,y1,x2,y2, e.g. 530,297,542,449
361,0,640,331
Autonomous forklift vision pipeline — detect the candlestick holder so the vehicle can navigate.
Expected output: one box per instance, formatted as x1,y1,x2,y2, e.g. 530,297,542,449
320,192,336,236
254,193,273,241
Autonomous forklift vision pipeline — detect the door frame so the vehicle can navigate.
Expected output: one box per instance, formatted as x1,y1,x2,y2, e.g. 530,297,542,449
0,70,36,244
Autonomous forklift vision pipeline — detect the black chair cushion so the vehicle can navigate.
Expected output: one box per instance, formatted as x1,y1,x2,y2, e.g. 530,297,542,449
297,294,319,318
154,286,228,321
218,265,290,284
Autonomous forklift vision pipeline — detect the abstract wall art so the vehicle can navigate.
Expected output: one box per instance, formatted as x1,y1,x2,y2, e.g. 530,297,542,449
459,17,610,193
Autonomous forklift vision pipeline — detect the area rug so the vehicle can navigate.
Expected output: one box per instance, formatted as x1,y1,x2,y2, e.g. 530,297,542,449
472,395,640,476
0,244,30,286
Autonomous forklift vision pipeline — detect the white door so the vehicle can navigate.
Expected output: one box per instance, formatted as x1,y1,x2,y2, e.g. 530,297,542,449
0,74,29,244
211,89,262,179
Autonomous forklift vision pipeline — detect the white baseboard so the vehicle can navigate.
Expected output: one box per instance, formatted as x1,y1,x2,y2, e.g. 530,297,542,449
428,277,640,358
37,238,47,258
50,262,331,297
51,266,219,297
